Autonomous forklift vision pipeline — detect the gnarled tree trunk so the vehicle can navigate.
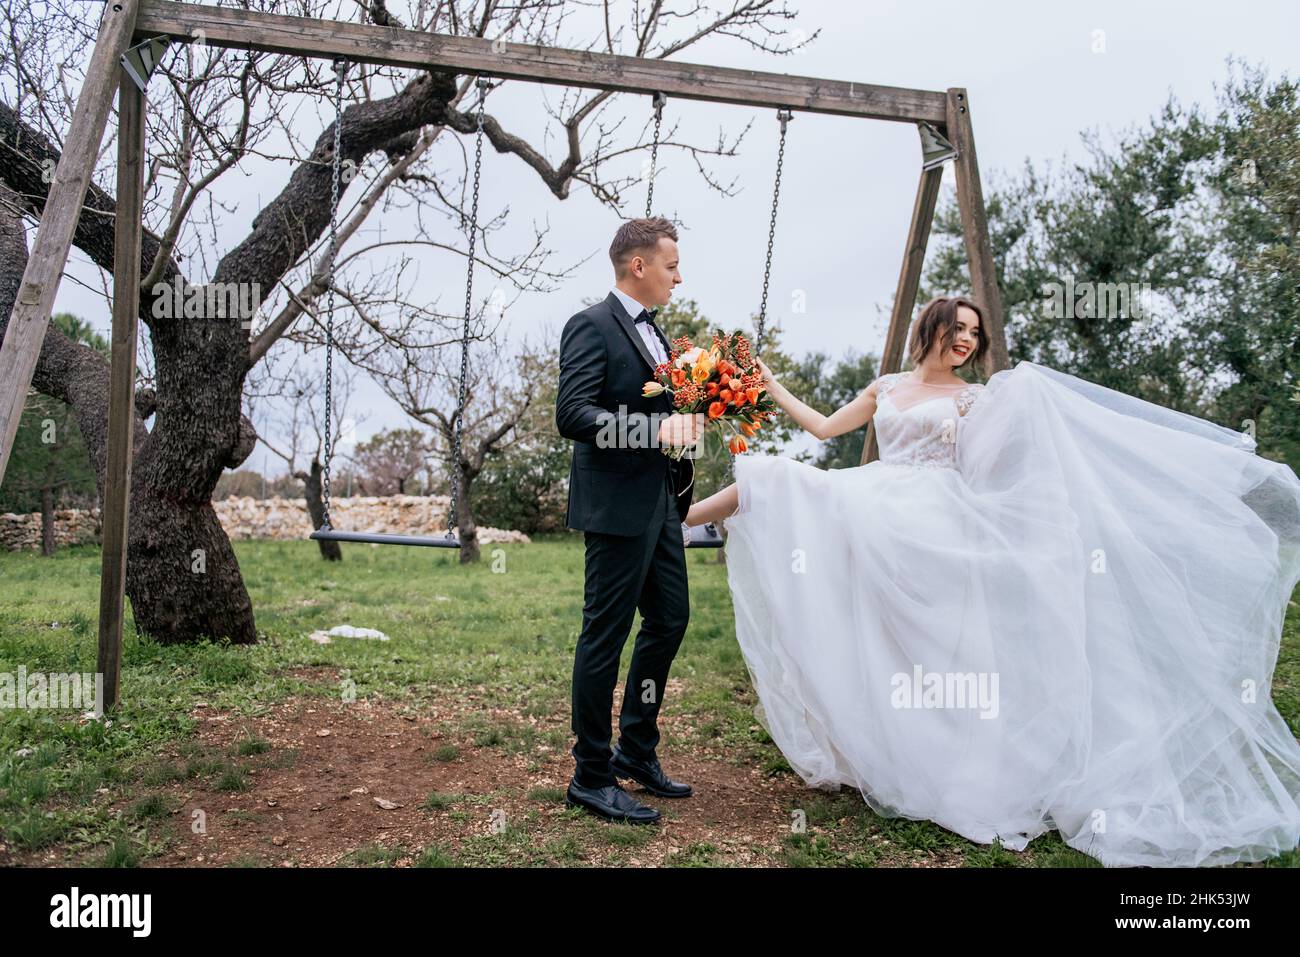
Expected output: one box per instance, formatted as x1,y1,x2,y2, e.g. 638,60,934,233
453,459,480,564
40,484,55,556
296,457,342,562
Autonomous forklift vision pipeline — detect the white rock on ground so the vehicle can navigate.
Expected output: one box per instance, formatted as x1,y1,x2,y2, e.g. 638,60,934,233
306,624,391,644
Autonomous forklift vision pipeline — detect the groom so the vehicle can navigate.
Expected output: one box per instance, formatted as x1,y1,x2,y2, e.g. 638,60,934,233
554,217,704,824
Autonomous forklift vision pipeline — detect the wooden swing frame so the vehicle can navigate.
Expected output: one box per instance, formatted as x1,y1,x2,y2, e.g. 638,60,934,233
0,0,1009,710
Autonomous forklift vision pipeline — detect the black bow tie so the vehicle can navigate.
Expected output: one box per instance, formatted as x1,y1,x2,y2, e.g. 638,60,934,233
634,308,659,325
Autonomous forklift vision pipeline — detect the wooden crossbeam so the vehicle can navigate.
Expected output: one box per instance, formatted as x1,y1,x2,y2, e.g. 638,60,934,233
134,0,948,124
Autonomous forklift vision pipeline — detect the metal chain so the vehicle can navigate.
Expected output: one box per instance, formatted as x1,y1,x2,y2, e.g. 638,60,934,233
645,92,666,217
447,77,489,540
320,58,347,530
755,109,792,356
725,108,793,487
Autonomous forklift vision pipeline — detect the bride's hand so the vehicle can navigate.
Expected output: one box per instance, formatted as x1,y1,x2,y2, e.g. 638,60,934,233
755,357,776,388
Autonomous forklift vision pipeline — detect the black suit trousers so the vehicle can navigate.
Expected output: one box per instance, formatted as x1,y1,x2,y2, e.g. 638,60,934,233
571,471,690,788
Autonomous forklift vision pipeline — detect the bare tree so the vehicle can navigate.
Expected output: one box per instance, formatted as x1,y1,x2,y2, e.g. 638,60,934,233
356,323,557,562
352,428,431,496
248,360,364,562
0,0,814,642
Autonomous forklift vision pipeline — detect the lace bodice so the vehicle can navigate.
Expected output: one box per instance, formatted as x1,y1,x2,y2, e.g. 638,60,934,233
872,372,984,470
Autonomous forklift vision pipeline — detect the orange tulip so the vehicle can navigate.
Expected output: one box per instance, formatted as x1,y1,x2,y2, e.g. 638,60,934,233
670,368,687,388
739,420,758,437
728,434,748,454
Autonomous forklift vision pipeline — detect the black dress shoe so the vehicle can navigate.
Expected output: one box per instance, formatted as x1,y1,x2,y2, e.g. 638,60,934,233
611,746,693,798
565,778,661,824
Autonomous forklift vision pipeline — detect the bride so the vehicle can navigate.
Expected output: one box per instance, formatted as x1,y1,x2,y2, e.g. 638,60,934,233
683,295,1300,867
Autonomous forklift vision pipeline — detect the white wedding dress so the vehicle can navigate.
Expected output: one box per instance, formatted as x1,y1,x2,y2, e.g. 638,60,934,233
721,360,1300,867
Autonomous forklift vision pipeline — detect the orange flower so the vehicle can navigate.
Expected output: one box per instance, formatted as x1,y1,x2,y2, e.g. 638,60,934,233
670,368,687,388
708,401,727,419
705,381,720,397
728,435,748,454
719,389,733,403
732,390,748,408
745,387,761,405
739,420,758,437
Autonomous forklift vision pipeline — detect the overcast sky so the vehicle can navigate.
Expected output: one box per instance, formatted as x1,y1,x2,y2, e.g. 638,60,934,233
53,0,1300,472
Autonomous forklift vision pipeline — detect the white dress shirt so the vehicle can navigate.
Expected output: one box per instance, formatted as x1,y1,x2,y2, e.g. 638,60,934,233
611,287,668,366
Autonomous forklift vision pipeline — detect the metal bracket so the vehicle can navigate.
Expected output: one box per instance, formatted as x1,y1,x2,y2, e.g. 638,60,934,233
17,281,42,306
120,36,172,93
917,121,958,171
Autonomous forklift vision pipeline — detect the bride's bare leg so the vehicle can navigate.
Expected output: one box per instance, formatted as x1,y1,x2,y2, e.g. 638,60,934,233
685,483,740,526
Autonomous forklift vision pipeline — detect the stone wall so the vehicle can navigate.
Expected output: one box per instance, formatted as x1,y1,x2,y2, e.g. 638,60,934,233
1,495,529,551
0,508,101,551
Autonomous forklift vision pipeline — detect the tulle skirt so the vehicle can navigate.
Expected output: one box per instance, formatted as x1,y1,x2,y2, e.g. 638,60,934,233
721,360,1300,867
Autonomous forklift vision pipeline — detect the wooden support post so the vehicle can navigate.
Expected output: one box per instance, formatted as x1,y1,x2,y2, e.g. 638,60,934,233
946,88,1010,373
861,163,945,465
0,0,139,485
97,71,146,714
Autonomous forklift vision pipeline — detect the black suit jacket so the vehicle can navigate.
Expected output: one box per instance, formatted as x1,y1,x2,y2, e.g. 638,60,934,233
555,292,696,536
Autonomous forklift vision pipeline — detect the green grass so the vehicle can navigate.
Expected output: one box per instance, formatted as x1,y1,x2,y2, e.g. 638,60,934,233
0,538,1297,868
415,843,458,867
341,843,406,867
422,791,463,810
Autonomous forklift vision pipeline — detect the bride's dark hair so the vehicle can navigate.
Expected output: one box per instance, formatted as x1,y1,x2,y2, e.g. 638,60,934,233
908,296,990,375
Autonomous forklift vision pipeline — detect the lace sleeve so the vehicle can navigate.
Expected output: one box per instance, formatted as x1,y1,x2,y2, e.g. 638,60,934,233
955,383,986,417
872,371,904,397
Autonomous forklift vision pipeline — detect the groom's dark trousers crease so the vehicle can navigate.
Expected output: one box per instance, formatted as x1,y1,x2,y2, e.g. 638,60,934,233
572,471,689,789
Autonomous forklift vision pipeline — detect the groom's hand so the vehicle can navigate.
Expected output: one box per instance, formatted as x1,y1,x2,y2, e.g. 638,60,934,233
658,412,706,447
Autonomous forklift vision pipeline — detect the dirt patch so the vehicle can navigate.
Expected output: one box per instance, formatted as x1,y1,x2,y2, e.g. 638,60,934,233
278,664,343,685
109,691,828,867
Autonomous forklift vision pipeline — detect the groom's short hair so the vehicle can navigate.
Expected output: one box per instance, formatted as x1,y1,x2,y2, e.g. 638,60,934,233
610,217,678,277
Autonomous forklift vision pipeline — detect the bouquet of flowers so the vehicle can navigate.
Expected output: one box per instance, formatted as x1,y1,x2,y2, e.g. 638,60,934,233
642,331,779,461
